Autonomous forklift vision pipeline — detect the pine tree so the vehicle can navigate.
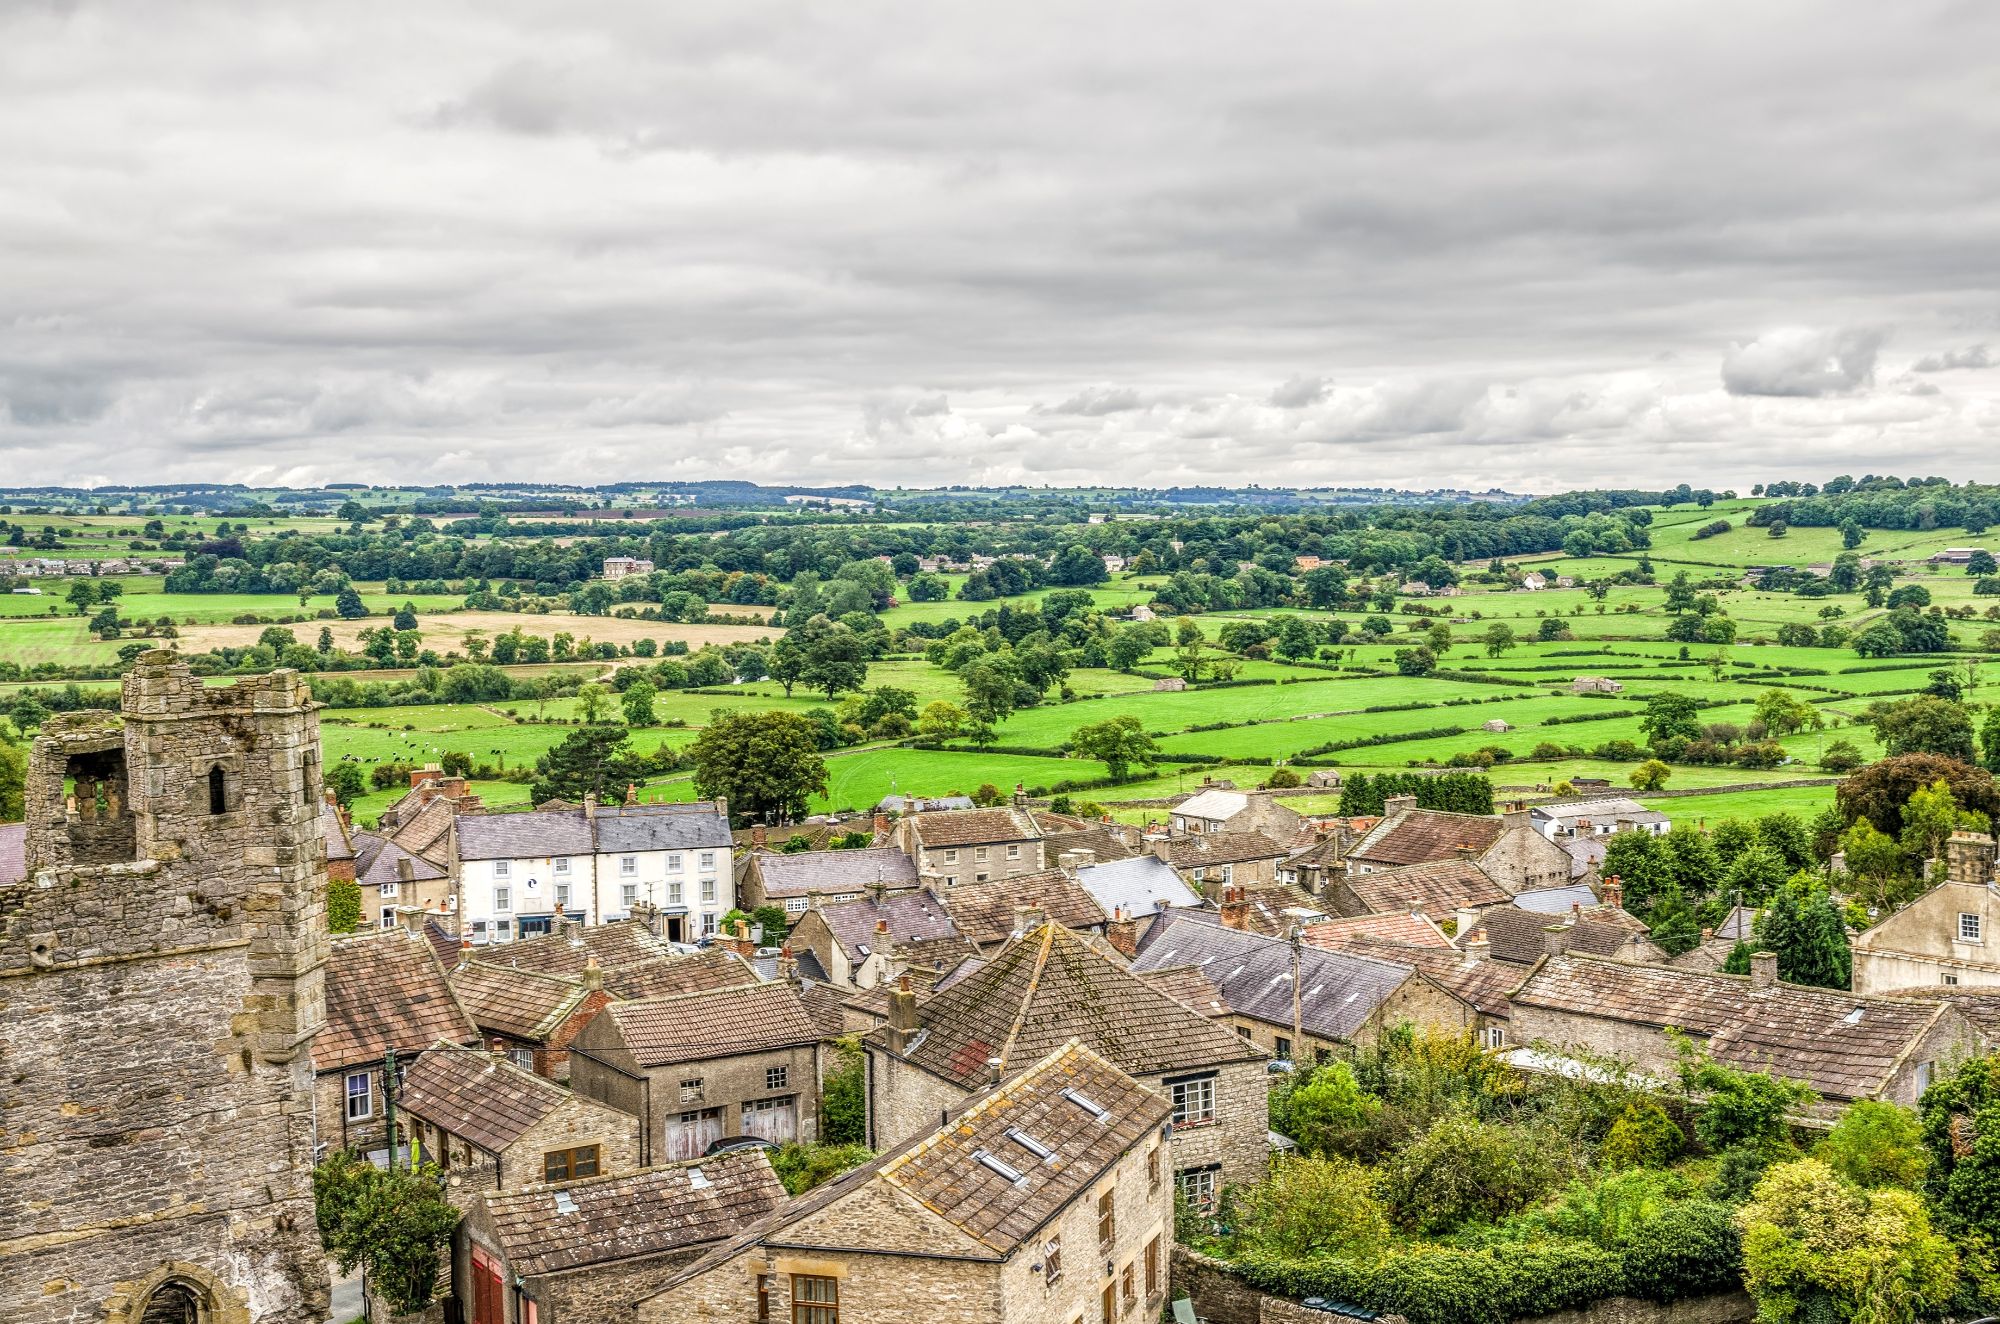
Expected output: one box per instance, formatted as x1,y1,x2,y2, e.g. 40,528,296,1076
1752,873,1852,989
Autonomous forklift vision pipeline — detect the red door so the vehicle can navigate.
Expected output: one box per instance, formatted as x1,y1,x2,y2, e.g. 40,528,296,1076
470,1247,505,1324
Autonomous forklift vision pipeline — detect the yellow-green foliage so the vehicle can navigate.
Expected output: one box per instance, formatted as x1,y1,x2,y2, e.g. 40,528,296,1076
1815,1100,1927,1190
1231,1155,1390,1260
1602,1097,1686,1170
1737,1159,1957,1324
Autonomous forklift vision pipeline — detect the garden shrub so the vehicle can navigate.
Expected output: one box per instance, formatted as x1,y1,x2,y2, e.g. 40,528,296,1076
1602,1097,1686,1169
1620,1200,1742,1302
1381,1112,1565,1234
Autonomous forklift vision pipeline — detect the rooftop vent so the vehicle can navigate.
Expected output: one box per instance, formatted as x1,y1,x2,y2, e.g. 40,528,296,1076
1842,1008,1865,1025
689,1166,712,1190
553,1191,580,1215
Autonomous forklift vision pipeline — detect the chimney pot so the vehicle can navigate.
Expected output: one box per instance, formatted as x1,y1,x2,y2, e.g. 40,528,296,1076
751,823,767,848
580,955,604,991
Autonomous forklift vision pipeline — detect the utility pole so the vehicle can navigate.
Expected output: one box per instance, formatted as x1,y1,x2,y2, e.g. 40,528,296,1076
1289,923,1304,1066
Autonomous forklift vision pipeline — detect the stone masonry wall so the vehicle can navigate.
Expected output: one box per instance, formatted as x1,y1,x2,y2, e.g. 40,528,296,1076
0,657,329,1324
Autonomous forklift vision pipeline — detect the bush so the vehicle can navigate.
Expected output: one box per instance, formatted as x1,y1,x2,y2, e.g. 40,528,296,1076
1602,1097,1685,1169
1816,1099,1927,1189
1620,1200,1742,1302
1230,1156,1390,1260
769,1141,874,1196
1381,1112,1565,1234
1229,1241,1627,1324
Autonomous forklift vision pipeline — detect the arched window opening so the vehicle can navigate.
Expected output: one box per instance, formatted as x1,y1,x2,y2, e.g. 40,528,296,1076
208,764,228,815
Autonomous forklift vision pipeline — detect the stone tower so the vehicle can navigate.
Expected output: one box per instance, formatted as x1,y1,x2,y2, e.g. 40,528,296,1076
0,653,330,1324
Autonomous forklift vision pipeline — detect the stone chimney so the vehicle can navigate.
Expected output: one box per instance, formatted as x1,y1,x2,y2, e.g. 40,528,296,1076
750,823,767,849
1382,794,1418,816
1012,905,1047,935
1946,831,1999,885
1106,906,1139,959
396,855,415,886
488,1036,508,1068
457,938,472,968
580,955,604,992
1012,782,1027,808
873,812,892,840
722,919,758,959
624,781,638,807
713,796,728,825
397,905,425,935
1602,876,1624,911
777,944,798,983
628,899,662,936
885,974,920,1054
581,792,597,820
1219,886,1250,931
1750,950,1778,989
1464,936,1490,963
1057,848,1097,874
1453,845,1479,861
1454,906,1482,939
1543,921,1570,957
1503,801,1532,831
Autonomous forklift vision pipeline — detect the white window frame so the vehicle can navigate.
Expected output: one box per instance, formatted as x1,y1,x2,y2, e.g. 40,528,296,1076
620,855,638,877
621,882,638,909
1007,843,1021,860
669,880,684,905
379,879,398,899
944,849,958,864
1169,1074,1216,1126
1176,1165,1219,1213
701,878,717,903
975,846,989,863
493,886,511,912
700,852,716,871
345,1071,372,1121
766,1065,788,1091
784,897,809,913
492,860,511,879
379,907,397,930
702,912,718,936
668,853,683,871
554,857,571,876
555,881,571,909
1959,912,1983,943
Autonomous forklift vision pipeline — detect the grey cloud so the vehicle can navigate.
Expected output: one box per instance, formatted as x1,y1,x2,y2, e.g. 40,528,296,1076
1721,326,1886,398
3,2,2000,485
1043,386,1146,416
1269,375,1331,408
1913,344,1991,373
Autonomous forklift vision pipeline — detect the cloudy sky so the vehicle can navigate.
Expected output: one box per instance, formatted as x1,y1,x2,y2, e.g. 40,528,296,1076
4,1,1998,493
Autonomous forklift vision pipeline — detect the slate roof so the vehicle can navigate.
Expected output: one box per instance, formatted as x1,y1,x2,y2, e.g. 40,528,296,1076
1132,911,1421,1043
1879,987,2000,1041
385,796,458,858
750,846,919,899
456,809,594,861
1332,935,1516,1018
1348,809,1504,866
603,982,823,1068
1532,798,1652,825
485,1150,787,1277
450,962,591,1040
657,1041,1167,1288
1075,855,1200,919
1460,904,1645,964
908,806,1041,848
876,794,975,814
878,921,1262,1087
1302,912,1454,950
591,802,733,853
0,821,24,887
475,919,676,977
352,831,450,888
943,869,1108,946
322,802,355,862
1511,955,1956,1101
396,1041,583,1152
1558,836,1605,879
1343,858,1510,917
1176,789,1250,821
317,929,479,1071
1179,884,1327,939
817,889,963,957
1513,884,1602,914
1152,831,1288,869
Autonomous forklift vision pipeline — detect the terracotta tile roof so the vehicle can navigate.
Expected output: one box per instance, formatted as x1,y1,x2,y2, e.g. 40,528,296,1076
1511,955,1956,1101
603,982,823,1068
424,919,464,967
396,1041,579,1152
1137,965,1228,1018
796,982,849,1038
1462,906,1570,964
748,846,918,899
1152,831,1288,869
1348,809,1504,867
485,1150,787,1277
1332,936,1515,1018
1878,987,2000,1040
817,889,964,957
658,1041,1168,1288
477,920,675,977
942,869,1108,947
1302,912,1454,950
351,831,449,888
385,797,458,858
879,922,1261,1087
450,962,590,1041
1133,911,1421,1043
317,929,479,1071
1344,858,1510,918
908,806,1042,848
1283,833,1348,871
